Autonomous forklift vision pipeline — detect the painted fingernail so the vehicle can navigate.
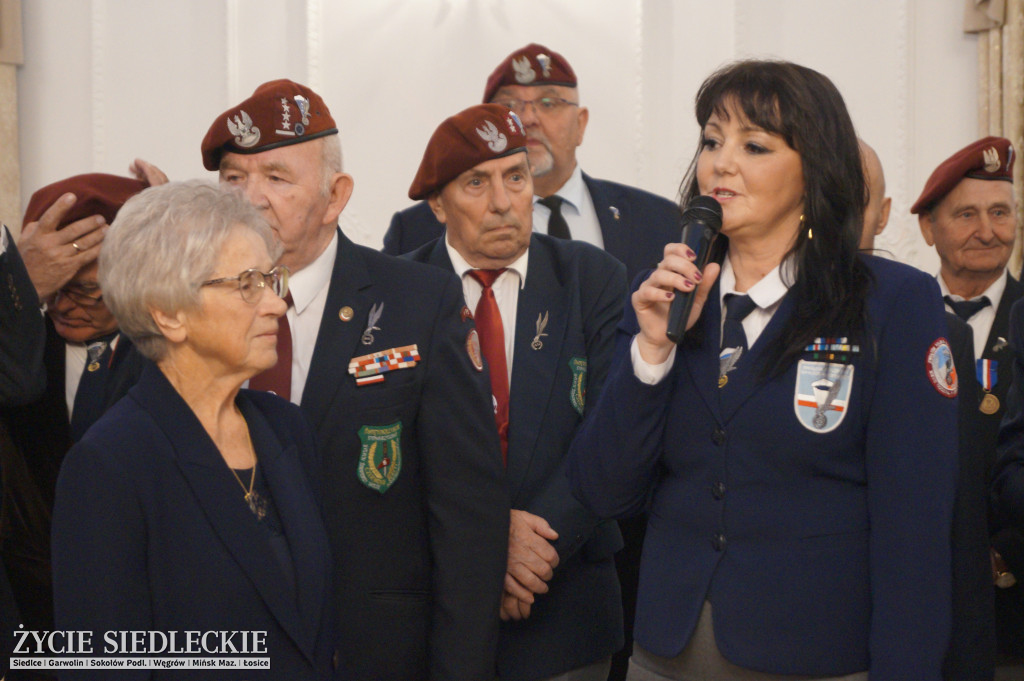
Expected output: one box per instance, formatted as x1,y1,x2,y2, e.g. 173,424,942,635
95,216,106,225
665,291,674,300
684,247,696,259
683,279,694,288
693,271,703,282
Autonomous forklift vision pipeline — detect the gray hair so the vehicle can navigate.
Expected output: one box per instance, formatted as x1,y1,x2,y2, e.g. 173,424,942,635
320,134,343,194
98,180,281,361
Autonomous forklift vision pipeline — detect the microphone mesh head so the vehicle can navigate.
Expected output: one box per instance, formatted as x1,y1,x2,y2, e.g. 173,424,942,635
681,196,723,233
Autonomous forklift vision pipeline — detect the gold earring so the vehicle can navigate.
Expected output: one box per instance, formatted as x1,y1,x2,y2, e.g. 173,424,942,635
801,214,812,240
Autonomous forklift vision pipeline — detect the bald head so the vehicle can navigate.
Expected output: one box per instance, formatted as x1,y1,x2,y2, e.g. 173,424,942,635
859,139,892,250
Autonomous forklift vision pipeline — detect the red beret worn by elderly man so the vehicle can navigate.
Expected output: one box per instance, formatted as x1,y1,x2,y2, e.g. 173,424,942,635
403,102,628,681
382,43,682,296
915,135,1024,671
200,78,510,681
1,172,148,643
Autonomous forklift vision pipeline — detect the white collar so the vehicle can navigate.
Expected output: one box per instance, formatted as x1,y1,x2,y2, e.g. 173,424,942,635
445,237,529,289
533,163,584,213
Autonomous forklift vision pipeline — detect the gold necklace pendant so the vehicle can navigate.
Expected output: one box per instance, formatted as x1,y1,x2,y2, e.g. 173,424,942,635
245,490,268,520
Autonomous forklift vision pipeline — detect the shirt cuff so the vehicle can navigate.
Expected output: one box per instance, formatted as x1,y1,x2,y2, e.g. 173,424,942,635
631,336,676,385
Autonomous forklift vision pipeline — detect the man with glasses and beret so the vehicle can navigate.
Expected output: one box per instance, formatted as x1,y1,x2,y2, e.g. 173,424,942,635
404,103,626,681
199,79,509,681
0,174,149,667
383,43,680,283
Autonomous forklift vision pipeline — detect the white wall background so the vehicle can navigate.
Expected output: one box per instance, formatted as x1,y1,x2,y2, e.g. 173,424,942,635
17,0,981,274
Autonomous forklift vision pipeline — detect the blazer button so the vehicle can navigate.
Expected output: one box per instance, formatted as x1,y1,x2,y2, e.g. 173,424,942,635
712,533,727,552
712,482,726,500
711,428,726,446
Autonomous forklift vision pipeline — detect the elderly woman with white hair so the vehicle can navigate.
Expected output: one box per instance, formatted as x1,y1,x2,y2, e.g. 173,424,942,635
51,181,333,680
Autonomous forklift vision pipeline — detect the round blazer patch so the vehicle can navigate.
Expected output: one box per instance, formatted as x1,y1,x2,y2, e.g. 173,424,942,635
466,329,484,372
357,422,403,493
793,360,854,433
926,338,958,398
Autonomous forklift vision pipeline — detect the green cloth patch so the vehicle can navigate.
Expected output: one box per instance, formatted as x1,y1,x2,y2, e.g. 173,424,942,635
357,421,403,493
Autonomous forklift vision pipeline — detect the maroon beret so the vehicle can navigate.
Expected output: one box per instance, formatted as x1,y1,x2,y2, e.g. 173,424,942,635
911,136,1015,214
201,79,338,171
23,173,146,229
482,43,577,104
408,104,528,200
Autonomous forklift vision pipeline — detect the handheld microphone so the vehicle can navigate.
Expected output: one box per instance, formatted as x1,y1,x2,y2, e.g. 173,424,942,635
665,195,723,344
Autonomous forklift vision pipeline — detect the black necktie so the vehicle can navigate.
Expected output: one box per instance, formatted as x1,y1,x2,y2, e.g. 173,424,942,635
538,195,571,239
70,332,118,441
943,295,990,322
722,294,757,351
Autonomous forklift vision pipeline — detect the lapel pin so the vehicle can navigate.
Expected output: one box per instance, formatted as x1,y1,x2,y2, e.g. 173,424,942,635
362,302,384,345
609,206,621,221
531,311,549,350
339,306,354,322
993,337,1009,353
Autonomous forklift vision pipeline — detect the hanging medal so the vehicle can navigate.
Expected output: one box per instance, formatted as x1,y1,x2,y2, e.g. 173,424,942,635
977,358,1000,414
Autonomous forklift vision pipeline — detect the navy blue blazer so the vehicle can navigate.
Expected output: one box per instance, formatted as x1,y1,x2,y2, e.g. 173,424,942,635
0,229,147,638
568,256,958,678
52,363,333,679
302,231,509,681
0,225,45,404
383,173,681,281
405,233,626,681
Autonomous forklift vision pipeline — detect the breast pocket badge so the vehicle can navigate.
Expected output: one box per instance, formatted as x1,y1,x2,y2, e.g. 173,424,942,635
794,361,854,433
357,422,403,493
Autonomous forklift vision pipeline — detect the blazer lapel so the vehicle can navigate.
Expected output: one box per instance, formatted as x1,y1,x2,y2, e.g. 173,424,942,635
239,396,328,663
984,275,1023,402
131,366,309,659
681,282,725,424
715,292,796,423
584,174,632,267
302,230,374,427
507,240,568,499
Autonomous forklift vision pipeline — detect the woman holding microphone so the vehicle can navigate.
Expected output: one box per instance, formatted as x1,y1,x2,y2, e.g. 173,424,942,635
568,60,958,680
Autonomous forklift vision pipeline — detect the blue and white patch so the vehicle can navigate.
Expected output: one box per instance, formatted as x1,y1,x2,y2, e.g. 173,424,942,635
794,361,854,433
926,337,958,398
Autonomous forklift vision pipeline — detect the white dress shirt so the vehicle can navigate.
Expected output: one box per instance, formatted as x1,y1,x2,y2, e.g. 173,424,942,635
938,271,1007,361
532,164,603,249
632,254,792,384
445,238,528,387
279,230,337,406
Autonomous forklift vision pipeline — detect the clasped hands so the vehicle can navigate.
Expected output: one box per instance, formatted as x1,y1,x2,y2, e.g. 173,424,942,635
500,509,559,621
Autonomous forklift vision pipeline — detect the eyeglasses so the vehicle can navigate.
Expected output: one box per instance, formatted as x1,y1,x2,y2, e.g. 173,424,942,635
200,266,290,304
492,96,578,115
53,285,104,308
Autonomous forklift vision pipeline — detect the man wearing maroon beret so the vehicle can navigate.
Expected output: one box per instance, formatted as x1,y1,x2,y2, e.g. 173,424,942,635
0,174,149,674
200,79,509,681
404,103,627,681
913,136,1024,676
383,43,680,284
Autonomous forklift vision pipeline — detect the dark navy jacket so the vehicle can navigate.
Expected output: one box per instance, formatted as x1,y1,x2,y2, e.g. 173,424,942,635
303,231,509,681
569,256,958,678
406,233,627,681
52,364,333,680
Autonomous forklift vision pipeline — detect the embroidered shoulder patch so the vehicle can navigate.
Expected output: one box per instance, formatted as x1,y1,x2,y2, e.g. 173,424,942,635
357,422,403,493
569,357,587,415
926,338,958,398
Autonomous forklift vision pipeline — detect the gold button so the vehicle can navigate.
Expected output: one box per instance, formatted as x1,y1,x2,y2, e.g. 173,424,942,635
339,306,354,321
